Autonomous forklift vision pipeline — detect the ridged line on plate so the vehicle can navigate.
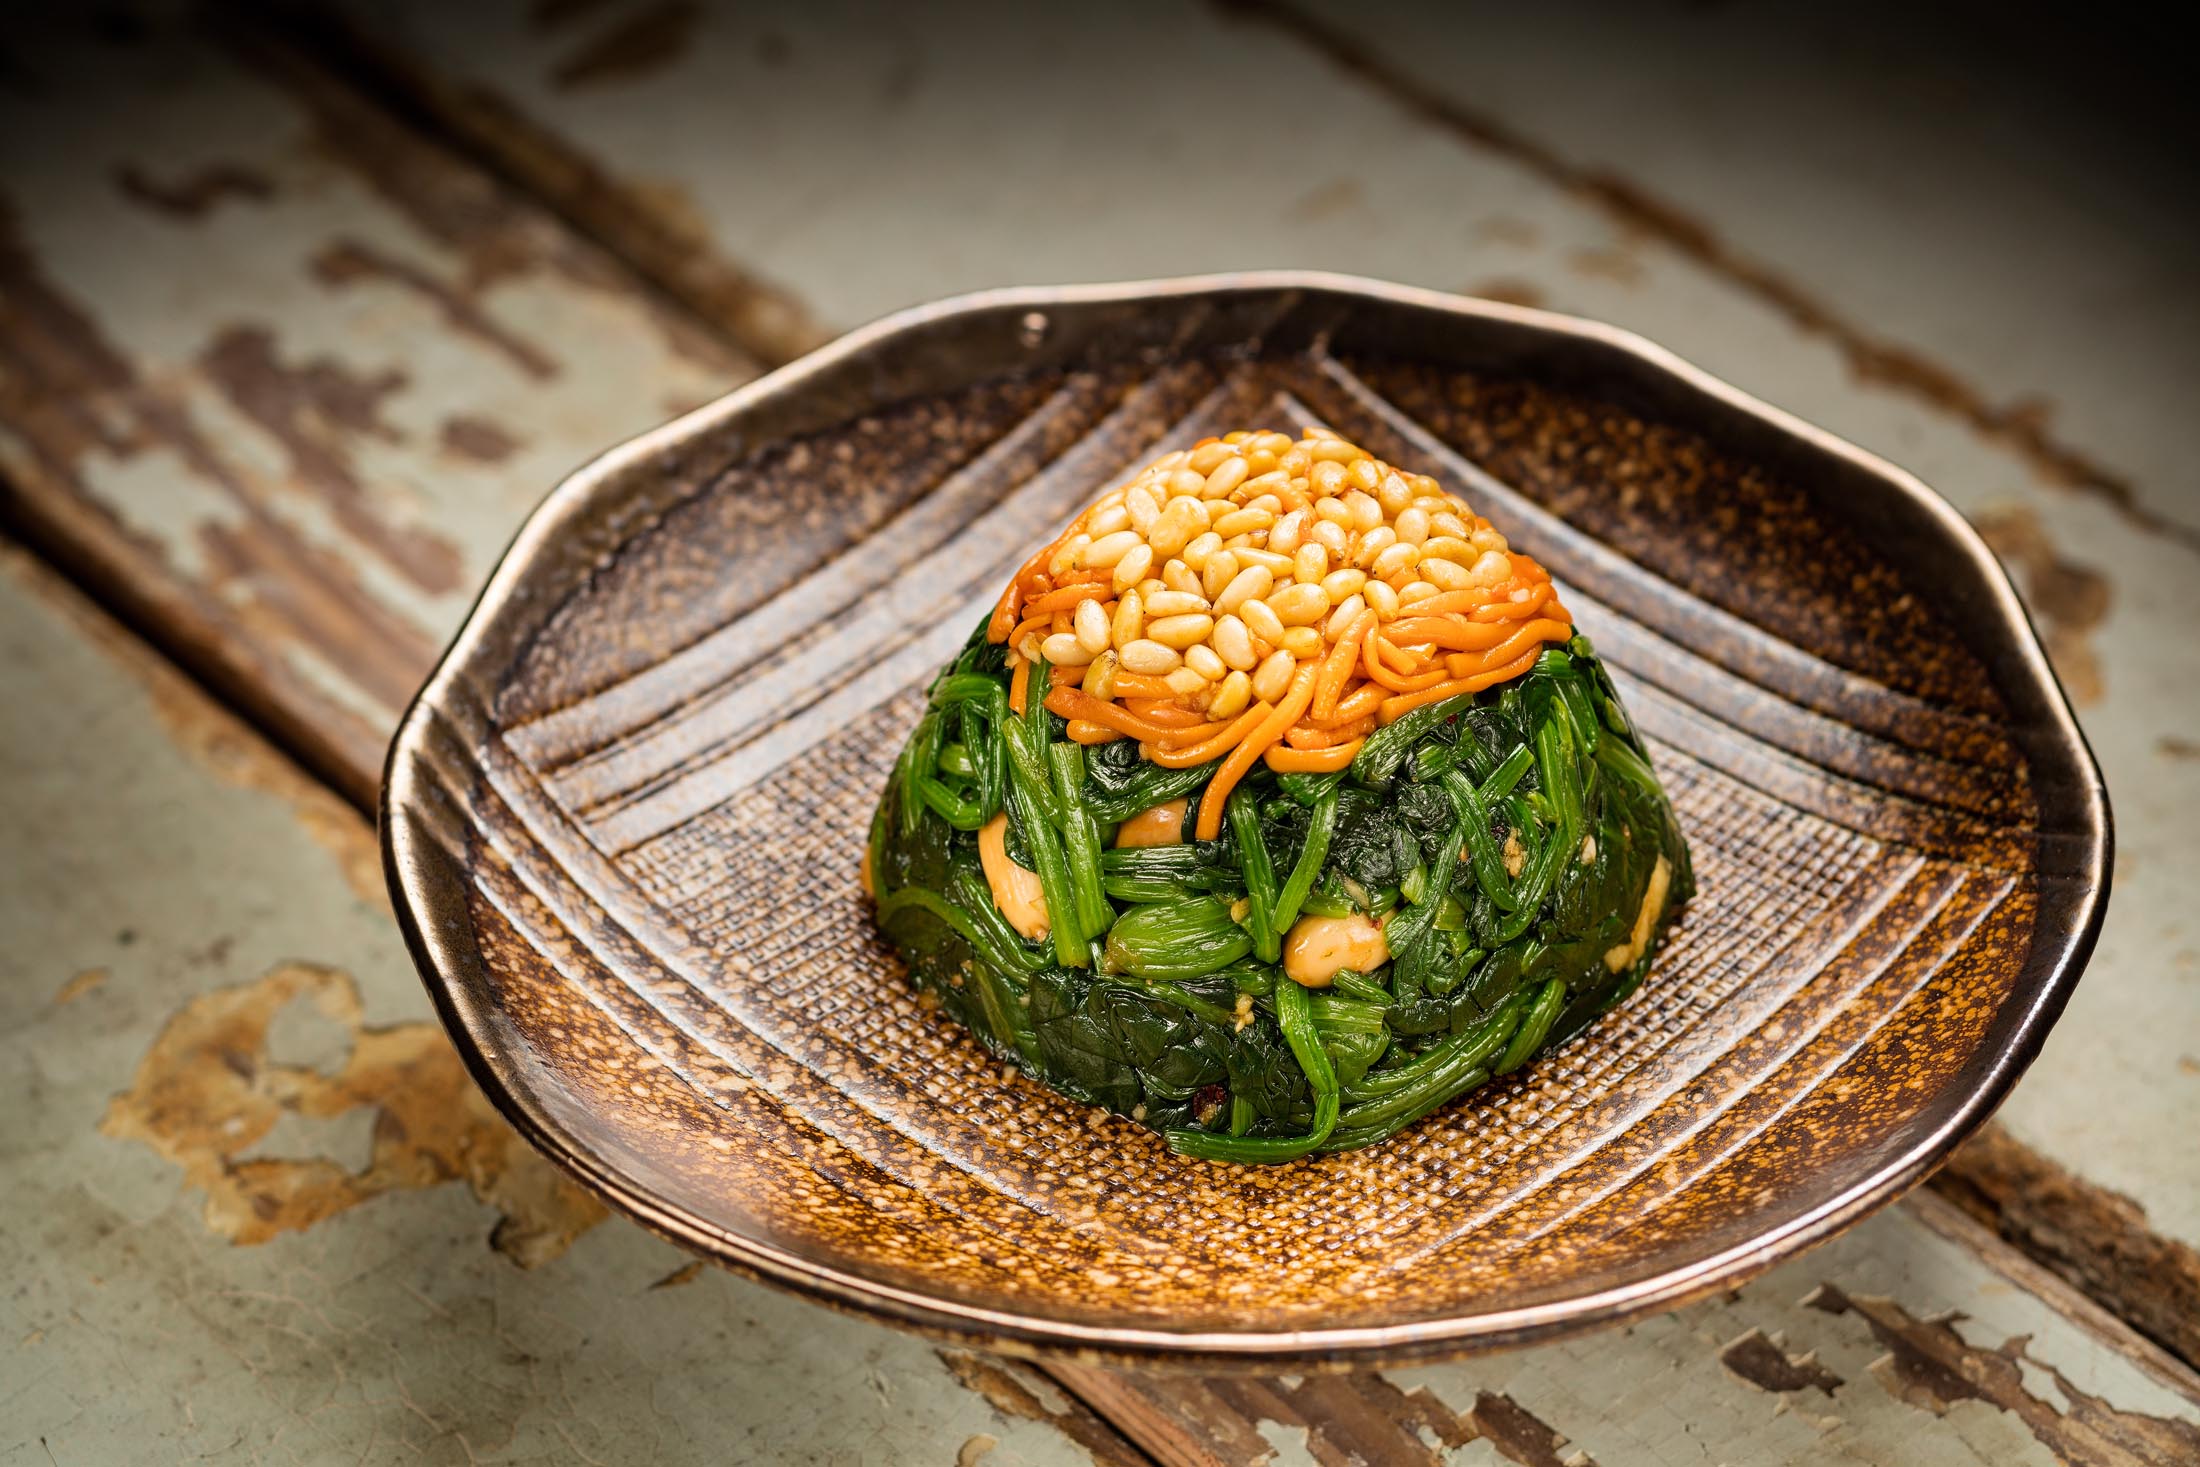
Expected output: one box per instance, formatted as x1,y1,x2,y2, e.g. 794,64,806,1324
549,367,1288,851
1391,858,1964,1271
1304,356,2019,770
509,362,1217,773
1509,867,2020,1254
415,699,1207,1298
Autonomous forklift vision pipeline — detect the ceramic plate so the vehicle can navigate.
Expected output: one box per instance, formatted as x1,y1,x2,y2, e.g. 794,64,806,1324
382,275,2109,1366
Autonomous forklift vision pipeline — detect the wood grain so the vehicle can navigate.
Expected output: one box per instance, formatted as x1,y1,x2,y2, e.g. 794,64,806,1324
0,17,746,805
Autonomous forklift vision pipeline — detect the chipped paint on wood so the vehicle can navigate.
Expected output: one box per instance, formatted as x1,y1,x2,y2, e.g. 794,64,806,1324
0,550,1112,1466
100,959,607,1262
0,17,743,803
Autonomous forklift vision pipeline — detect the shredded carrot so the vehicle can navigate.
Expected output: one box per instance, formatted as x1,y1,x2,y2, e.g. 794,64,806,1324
1110,672,1179,700
1363,639,1450,693
1283,714,1375,750
1385,615,1524,653
1264,740,1363,772
1312,608,1376,721
1008,658,1032,715
1320,681,1386,727
1468,582,1555,622
1194,664,1318,841
1124,698,1205,728
1143,703,1271,768
1044,686,1231,747
1007,612,1051,650
1026,584,1103,616
1377,649,1543,722
1441,618,1573,679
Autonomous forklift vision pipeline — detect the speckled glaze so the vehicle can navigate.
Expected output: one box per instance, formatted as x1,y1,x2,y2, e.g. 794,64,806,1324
381,275,2109,1368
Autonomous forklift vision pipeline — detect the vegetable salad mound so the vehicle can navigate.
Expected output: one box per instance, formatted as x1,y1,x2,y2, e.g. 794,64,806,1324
867,429,1692,1162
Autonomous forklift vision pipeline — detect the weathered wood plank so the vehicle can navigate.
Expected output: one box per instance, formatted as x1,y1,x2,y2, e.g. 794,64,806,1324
0,541,1142,1467
1049,1194,2200,1467
0,17,747,806
306,0,2200,1343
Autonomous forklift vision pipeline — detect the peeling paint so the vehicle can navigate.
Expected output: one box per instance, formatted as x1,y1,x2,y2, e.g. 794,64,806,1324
1721,1326,1845,1396
938,1353,1147,1467
113,161,273,218
1810,1284,2200,1465
437,412,523,463
1974,504,2113,705
100,960,606,1264
551,0,701,91
312,237,560,382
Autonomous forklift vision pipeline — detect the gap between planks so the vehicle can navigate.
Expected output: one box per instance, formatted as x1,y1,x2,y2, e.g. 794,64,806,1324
27,0,2200,1387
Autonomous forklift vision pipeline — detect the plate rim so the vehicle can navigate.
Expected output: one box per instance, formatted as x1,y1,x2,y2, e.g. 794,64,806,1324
381,270,2113,1365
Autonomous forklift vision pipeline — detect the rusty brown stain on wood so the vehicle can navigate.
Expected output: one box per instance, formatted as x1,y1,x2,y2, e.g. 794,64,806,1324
1467,278,1550,310
113,161,274,218
550,0,700,91
1047,1365,1590,1467
1934,1124,2200,1373
649,1259,705,1289
1809,1282,2200,1465
1973,503,2112,705
2156,735,2200,762
199,323,470,597
937,1353,1153,1467
255,7,826,371
1566,244,1646,286
1213,0,2198,555
438,413,524,463
0,200,437,797
1720,1326,1845,1396
1285,176,1366,222
54,967,110,1004
313,239,560,382
101,960,606,1265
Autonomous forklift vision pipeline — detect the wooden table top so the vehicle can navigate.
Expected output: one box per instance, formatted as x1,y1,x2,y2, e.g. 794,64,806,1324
3,6,2194,1463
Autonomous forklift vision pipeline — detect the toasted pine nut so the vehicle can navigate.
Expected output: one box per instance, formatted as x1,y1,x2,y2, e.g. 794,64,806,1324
1215,564,1273,614
1164,667,1208,696
1420,535,1474,564
1321,568,1368,602
1212,614,1257,670
1398,579,1440,606
1348,458,1381,492
1311,461,1349,498
1269,581,1331,626
1111,590,1143,649
1252,648,1295,703
1148,613,1216,650
1073,598,1110,654
1431,511,1468,539
1281,626,1322,659
1203,456,1250,498
1201,551,1239,601
1423,557,1473,591
1314,493,1350,524
1354,525,1397,567
1394,507,1430,545
1310,438,1363,461
1086,530,1142,568
1324,594,1366,639
1365,580,1400,619
1149,498,1204,556
1188,440,1233,474
1082,650,1118,699
1087,503,1129,536
1293,543,1329,585
1209,669,1253,719
1161,558,1201,595
1167,468,1207,498
1120,639,1182,675
1233,546,1293,576
1213,506,1274,538
1049,533,1090,578
1184,643,1226,680
1268,509,1306,555
1471,527,1510,554
1310,519,1349,556
1469,550,1515,587
1041,632,1093,666
1112,542,1154,591
1377,473,1413,514
1126,485,1160,533
1372,542,1421,579
1144,589,1209,617
1240,597,1288,644
1180,531,1223,570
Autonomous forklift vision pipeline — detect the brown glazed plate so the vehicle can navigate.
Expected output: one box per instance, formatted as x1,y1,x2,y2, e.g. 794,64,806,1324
382,274,2109,1368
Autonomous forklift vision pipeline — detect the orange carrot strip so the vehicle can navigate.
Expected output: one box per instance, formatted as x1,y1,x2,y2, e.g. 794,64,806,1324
1008,612,1051,649
1440,618,1572,679
1027,584,1108,615
1264,740,1363,773
1468,582,1555,622
1009,659,1032,715
1144,703,1271,768
1194,664,1318,841
1375,634,1424,676
1284,714,1375,750
1312,608,1376,722
1388,588,1504,619
1320,680,1387,727
1110,672,1179,700
1124,698,1205,728
1363,641,1450,693
1385,616,1520,653
1066,719,1122,745
1045,686,1229,747
1377,650,1541,722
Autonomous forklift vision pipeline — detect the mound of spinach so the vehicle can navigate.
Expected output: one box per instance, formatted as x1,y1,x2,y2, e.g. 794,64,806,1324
869,621,1692,1162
